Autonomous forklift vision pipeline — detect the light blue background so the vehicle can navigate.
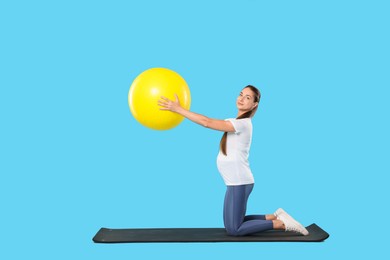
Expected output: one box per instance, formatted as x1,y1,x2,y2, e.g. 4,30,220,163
1,0,389,259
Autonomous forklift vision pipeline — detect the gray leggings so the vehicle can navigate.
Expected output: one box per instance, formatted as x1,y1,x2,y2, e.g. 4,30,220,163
223,184,273,236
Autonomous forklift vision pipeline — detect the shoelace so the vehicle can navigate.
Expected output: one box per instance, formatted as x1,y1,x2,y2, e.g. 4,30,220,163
286,225,302,233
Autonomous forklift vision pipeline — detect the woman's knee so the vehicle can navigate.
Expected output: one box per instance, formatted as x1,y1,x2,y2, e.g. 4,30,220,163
225,227,242,237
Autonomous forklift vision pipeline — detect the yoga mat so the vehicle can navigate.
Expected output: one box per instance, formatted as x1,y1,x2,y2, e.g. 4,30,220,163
92,223,329,243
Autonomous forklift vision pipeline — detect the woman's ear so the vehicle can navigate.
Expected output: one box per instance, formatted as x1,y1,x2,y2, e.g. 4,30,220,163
253,102,258,109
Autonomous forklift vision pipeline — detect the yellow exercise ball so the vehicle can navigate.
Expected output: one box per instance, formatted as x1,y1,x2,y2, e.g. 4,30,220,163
128,68,191,130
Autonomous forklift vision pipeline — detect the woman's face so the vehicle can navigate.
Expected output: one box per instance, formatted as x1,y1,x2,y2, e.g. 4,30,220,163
236,88,258,112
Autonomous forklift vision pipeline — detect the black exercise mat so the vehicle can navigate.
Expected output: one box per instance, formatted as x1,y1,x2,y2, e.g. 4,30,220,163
92,223,329,243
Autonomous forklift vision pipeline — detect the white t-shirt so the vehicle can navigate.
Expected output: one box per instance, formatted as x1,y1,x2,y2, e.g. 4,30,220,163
216,118,255,186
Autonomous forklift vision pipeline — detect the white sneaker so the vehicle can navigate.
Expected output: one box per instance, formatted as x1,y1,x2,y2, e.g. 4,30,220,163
274,208,286,219
276,208,309,236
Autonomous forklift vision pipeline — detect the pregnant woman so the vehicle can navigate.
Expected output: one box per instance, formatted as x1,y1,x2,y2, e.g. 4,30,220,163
158,85,308,236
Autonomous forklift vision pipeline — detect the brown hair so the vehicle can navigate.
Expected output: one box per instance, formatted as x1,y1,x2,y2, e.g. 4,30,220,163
219,85,261,156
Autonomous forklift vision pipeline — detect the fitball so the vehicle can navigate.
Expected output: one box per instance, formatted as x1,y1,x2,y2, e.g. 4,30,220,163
128,68,191,130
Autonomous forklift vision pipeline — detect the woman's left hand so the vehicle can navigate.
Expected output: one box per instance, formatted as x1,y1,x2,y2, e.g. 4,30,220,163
158,94,181,112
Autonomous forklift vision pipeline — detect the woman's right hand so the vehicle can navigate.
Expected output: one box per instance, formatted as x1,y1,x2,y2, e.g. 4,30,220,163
158,94,182,113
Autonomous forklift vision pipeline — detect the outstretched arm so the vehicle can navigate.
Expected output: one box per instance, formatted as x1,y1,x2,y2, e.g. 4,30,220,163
158,95,235,133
